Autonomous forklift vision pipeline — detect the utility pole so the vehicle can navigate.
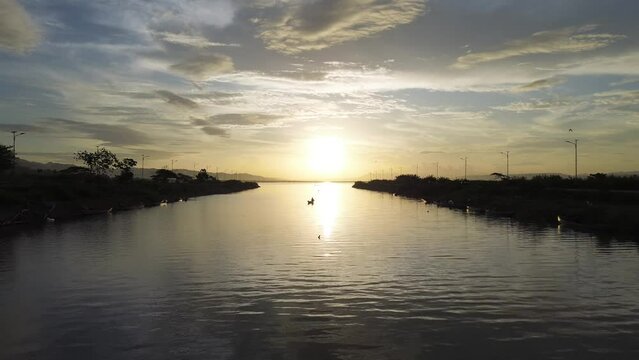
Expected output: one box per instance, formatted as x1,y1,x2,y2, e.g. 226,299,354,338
416,163,419,177
565,139,578,178
460,157,468,181
501,151,510,178
171,159,177,171
435,162,439,178
141,155,150,178
10,130,25,167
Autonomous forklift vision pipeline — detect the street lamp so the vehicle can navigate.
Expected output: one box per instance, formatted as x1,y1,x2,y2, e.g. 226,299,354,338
10,130,25,167
460,157,468,181
500,151,510,178
565,139,578,178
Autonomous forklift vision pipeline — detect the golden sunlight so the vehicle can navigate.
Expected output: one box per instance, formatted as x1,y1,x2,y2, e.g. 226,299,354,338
306,137,346,176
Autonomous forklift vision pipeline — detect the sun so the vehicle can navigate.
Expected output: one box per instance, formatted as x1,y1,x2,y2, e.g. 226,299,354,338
307,137,346,176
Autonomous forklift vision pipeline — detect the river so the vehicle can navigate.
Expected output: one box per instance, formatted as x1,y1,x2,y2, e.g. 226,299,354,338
1,183,638,359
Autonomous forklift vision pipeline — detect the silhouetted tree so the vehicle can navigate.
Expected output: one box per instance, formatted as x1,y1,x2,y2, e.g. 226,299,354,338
74,147,119,175
152,169,177,182
0,145,12,172
116,158,137,181
196,169,212,182
491,172,508,181
177,173,193,183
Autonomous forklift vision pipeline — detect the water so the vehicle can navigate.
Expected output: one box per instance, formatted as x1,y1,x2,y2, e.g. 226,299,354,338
1,183,638,359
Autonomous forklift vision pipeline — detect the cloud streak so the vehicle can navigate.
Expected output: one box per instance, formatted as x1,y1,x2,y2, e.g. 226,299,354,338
0,0,41,53
169,53,235,80
156,90,199,108
454,25,625,69
256,0,426,54
46,118,151,146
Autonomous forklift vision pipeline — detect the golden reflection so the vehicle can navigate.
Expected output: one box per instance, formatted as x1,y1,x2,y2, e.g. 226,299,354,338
314,182,341,239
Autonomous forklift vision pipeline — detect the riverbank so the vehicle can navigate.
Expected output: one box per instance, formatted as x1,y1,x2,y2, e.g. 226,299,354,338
353,175,639,238
0,172,259,230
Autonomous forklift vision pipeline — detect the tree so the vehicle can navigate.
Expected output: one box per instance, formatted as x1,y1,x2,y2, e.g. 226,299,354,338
116,158,137,181
152,169,177,182
0,145,12,172
491,172,508,181
196,169,211,182
74,147,119,175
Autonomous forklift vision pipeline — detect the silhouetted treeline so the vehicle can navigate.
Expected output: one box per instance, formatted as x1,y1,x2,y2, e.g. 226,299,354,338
354,174,639,237
0,169,259,228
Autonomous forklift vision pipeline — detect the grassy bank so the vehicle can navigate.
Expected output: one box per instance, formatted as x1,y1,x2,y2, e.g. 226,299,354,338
0,172,259,228
353,175,639,238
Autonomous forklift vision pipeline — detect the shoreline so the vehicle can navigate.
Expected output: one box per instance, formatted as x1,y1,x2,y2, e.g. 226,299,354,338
353,176,639,240
1,175,259,233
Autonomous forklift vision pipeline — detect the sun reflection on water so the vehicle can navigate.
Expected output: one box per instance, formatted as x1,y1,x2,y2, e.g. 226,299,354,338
314,182,342,240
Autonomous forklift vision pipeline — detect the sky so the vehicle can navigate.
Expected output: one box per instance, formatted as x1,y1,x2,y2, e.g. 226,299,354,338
0,0,638,180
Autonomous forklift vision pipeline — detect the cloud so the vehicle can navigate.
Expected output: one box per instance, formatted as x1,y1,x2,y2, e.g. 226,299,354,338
454,25,625,69
0,0,41,53
169,53,235,80
493,99,573,112
156,90,199,108
201,126,229,137
256,0,426,54
208,113,283,126
153,31,240,48
46,118,151,146
513,77,565,93
0,123,45,132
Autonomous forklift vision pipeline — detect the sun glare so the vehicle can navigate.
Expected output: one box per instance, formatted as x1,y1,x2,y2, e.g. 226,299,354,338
307,137,346,176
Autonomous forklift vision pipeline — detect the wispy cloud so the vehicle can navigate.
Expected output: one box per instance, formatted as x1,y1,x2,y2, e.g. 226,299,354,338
169,53,234,80
513,77,565,93
454,25,625,69
153,32,240,48
45,118,151,146
201,126,229,137
0,0,41,53
255,0,426,54
208,113,283,126
156,90,199,108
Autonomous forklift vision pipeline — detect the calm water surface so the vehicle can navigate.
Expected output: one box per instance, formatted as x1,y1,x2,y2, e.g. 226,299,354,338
1,183,638,359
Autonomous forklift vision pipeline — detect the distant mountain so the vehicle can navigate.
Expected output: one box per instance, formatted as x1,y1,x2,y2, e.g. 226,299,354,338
138,168,280,182
14,159,279,182
15,158,74,172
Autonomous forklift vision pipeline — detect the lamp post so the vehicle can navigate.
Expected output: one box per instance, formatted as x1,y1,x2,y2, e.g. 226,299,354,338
10,131,25,166
565,139,578,178
460,157,467,181
501,151,510,178
141,155,150,178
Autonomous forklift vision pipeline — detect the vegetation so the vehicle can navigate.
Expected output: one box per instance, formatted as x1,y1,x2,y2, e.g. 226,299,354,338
0,145,13,171
1,148,259,228
354,174,639,238
74,147,137,177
